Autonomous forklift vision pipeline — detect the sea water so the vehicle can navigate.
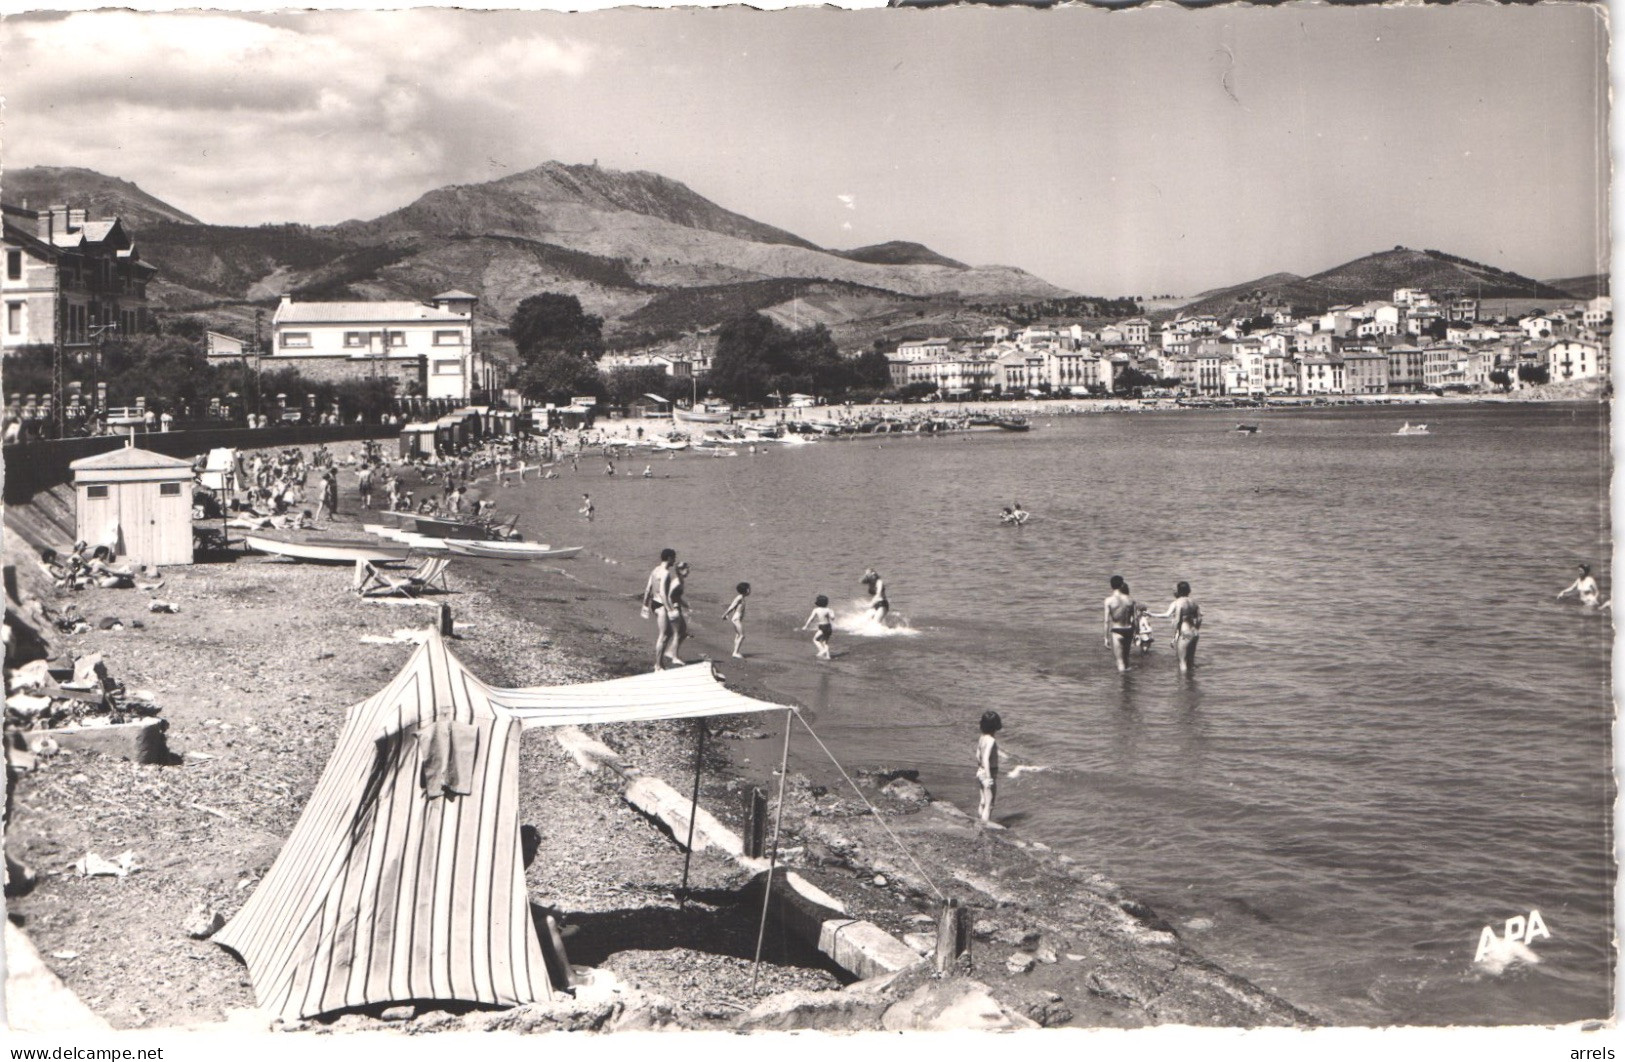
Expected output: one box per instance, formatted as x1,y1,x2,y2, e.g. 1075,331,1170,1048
483,403,1612,1026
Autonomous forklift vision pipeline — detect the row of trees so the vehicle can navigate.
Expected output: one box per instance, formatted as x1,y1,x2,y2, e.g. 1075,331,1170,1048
505,293,892,407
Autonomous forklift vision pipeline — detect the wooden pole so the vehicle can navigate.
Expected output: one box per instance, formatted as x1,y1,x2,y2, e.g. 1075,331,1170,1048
935,898,969,973
679,718,706,906
745,787,767,859
751,708,794,990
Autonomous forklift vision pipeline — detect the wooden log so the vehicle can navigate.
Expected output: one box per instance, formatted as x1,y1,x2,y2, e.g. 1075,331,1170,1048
935,898,970,973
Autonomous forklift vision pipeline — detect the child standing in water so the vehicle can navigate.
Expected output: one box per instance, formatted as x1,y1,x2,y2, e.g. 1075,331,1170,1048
976,711,1002,824
800,595,835,660
722,582,751,659
1134,604,1156,654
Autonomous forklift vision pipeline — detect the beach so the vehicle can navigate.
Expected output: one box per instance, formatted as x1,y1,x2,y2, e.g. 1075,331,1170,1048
2,438,1310,1032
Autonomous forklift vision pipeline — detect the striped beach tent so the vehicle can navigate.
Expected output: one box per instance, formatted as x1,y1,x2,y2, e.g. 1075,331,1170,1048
216,630,788,1022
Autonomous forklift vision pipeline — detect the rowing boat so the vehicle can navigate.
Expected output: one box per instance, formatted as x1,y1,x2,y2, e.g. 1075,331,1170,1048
244,535,408,565
444,540,582,560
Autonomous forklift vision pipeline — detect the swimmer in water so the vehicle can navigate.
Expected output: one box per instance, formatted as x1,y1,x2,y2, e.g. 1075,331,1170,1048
1558,564,1602,607
1011,502,1029,525
722,581,750,658
643,465,653,478
861,568,890,624
1103,575,1136,673
1133,604,1155,654
1152,581,1202,672
801,595,835,660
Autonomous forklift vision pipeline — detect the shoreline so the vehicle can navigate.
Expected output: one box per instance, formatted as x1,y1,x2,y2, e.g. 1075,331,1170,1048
7,438,1314,1031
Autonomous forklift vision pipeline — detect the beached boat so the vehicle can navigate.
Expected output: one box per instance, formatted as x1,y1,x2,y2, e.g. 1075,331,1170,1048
651,438,690,451
411,515,510,539
993,417,1031,432
244,535,407,565
1394,423,1430,436
674,407,732,425
444,540,582,561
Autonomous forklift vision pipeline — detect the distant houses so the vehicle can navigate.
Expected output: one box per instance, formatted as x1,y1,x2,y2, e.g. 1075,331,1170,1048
874,283,1610,398
264,291,481,402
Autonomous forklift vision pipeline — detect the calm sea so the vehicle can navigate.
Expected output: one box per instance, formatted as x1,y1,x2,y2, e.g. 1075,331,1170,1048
478,402,1613,1026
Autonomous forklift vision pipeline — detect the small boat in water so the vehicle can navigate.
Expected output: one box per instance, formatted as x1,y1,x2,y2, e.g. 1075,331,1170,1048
993,417,1031,432
674,407,732,425
444,540,583,561
1235,424,1261,434
1394,423,1430,436
245,535,407,565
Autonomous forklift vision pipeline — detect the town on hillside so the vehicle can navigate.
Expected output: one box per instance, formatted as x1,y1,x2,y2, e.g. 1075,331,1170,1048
1,198,1611,441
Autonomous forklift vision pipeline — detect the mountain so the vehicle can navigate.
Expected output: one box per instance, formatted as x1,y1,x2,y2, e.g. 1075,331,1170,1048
1,166,201,227
4,162,1073,341
1174,248,1573,321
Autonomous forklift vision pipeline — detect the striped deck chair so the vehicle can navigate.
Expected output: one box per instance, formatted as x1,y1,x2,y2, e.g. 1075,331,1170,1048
355,556,451,598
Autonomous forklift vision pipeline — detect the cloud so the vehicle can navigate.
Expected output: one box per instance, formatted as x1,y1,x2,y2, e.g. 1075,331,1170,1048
0,11,600,224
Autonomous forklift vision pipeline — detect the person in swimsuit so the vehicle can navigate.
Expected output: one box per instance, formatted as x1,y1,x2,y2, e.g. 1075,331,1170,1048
801,595,835,660
722,582,751,659
861,569,890,624
976,710,1002,824
1133,604,1155,654
1558,564,1602,608
1010,502,1029,525
1103,575,1137,672
641,548,679,671
1153,581,1202,673
666,562,691,665
580,493,594,521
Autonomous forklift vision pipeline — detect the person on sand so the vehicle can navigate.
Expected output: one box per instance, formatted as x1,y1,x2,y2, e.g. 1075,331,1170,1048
801,595,836,660
641,548,679,671
1103,575,1137,672
1558,564,1602,608
580,493,594,521
861,569,890,624
666,562,692,666
1152,581,1202,672
357,464,374,510
976,710,1002,824
722,582,751,658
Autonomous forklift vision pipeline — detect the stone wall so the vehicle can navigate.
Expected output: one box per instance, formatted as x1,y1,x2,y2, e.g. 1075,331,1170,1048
262,354,424,391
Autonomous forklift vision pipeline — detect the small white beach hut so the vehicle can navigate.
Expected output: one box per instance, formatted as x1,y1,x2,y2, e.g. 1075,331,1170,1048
69,445,195,566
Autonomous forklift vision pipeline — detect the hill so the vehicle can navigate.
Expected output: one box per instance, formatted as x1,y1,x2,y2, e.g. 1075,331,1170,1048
1,166,201,227
1174,248,1573,322
1545,274,1609,300
832,241,968,269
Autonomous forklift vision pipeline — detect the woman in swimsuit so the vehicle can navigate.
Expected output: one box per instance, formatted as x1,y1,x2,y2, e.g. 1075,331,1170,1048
801,595,835,660
861,569,890,624
1103,575,1136,673
667,562,691,665
1153,581,1202,673
1558,564,1602,608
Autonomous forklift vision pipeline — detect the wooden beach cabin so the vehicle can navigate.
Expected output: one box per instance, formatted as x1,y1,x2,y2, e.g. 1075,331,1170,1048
399,422,439,458
69,445,195,567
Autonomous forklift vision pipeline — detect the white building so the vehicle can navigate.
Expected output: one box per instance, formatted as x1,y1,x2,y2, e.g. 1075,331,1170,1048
1547,340,1602,382
270,290,478,401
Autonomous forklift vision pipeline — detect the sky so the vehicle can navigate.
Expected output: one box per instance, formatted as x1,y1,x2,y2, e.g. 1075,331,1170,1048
0,4,1610,297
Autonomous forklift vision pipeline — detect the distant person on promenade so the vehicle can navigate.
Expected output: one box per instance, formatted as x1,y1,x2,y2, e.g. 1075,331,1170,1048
1558,564,1602,608
1103,575,1137,672
1153,581,1202,672
976,710,1002,824
861,569,890,624
580,494,594,521
641,547,679,671
801,595,835,660
722,582,751,659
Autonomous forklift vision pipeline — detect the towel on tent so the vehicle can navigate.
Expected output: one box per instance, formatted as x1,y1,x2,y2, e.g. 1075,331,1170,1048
418,719,479,798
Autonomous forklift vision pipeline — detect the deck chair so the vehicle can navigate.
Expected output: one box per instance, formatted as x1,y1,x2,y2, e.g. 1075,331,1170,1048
355,557,451,598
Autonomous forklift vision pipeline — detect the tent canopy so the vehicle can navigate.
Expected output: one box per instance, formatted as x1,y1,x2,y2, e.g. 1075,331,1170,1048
215,631,789,1021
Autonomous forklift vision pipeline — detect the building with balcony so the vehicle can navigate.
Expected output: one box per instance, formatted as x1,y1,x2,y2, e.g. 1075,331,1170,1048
269,291,478,401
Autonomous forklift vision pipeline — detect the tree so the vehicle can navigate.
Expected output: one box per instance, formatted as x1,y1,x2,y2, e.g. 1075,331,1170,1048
1112,366,1160,395
851,348,893,390
707,314,851,405
514,350,605,405
602,365,675,407
509,294,604,361
1488,370,1512,391
1517,364,1549,386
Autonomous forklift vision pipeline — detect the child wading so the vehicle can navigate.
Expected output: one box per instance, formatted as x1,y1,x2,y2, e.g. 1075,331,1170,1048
977,711,1002,824
800,595,835,660
722,582,751,659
